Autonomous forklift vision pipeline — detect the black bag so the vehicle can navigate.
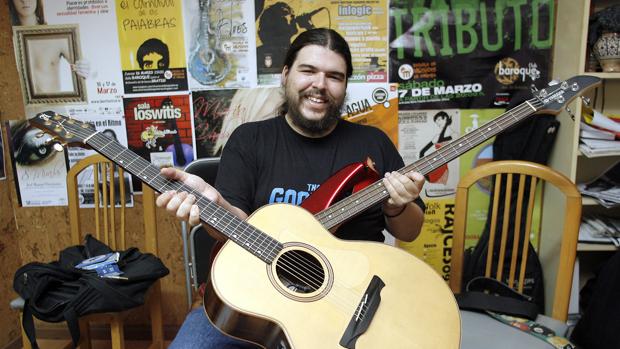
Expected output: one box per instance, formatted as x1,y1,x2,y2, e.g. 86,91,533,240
13,234,169,349
570,250,620,349
460,95,560,313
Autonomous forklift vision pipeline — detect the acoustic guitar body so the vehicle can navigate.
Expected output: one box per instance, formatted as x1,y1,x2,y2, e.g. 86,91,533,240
204,204,461,349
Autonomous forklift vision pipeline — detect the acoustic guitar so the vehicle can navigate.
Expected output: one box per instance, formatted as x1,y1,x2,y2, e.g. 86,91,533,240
29,75,599,348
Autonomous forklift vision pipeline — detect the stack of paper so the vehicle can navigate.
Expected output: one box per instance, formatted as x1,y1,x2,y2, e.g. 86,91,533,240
578,160,620,207
579,214,620,246
579,111,620,157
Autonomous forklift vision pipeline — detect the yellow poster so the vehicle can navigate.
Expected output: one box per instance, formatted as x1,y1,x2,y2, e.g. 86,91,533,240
343,83,398,145
115,0,188,93
399,198,455,281
255,0,389,85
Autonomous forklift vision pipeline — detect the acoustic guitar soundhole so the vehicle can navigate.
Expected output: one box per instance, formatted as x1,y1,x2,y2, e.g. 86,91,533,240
275,249,325,294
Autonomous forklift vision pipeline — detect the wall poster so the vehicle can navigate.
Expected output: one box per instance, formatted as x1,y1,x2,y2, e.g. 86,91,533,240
389,0,554,109
184,0,257,89
6,120,69,207
115,0,188,94
256,0,389,85
67,116,134,208
123,93,194,189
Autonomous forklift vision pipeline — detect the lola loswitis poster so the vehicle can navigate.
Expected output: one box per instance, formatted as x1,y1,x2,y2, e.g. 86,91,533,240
123,93,195,190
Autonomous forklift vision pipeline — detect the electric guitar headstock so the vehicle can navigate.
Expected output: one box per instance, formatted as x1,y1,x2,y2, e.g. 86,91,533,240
532,75,601,115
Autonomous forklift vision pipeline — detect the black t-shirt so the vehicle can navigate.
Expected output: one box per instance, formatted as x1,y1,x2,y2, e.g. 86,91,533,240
215,115,424,242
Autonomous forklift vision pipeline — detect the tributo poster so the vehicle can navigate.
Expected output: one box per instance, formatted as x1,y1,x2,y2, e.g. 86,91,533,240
389,0,554,109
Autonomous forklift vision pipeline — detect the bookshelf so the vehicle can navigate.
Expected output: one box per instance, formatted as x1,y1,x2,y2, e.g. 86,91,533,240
546,0,620,314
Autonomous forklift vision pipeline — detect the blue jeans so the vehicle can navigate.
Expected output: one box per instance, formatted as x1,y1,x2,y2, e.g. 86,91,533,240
169,308,260,349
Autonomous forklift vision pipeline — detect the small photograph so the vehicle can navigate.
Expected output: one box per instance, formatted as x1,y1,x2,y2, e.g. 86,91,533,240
13,24,88,105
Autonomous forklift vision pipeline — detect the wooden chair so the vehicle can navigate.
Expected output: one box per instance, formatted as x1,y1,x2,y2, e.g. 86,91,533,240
450,160,582,323
16,154,164,349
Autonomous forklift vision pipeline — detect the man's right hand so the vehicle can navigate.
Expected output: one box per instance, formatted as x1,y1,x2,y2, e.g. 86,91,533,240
155,167,248,226
156,167,219,226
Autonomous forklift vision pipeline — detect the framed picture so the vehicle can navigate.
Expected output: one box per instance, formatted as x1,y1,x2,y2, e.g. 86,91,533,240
13,24,87,105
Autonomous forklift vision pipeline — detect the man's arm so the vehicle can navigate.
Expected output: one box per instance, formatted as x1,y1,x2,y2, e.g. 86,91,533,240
382,171,426,242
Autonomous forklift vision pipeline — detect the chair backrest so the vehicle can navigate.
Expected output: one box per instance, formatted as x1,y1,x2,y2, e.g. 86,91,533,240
185,157,220,185
450,160,582,322
181,158,220,297
66,153,159,254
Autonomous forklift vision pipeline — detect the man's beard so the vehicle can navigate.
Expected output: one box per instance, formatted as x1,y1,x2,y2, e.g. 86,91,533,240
284,86,344,137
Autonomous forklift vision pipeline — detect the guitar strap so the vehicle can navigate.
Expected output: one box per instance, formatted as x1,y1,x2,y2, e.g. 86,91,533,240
487,311,576,349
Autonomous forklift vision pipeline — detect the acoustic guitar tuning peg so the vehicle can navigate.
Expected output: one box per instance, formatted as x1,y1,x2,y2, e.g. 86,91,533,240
53,143,65,152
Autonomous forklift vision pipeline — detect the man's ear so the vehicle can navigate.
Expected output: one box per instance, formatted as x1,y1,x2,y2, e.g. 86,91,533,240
281,66,289,85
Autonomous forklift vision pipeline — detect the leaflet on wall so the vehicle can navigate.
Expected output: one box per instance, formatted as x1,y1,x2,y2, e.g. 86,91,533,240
8,1,124,112
399,198,455,280
343,83,399,145
398,109,461,198
192,87,283,158
256,0,389,86
389,0,554,109
184,0,257,89
0,125,6,181
115,0,188,94
124,93,194,190
6,120,69,207
66,116,134,208
457,109,502,247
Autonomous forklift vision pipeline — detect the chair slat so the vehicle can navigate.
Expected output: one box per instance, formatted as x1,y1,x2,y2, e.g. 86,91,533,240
496,174,513,282
508,174,527,290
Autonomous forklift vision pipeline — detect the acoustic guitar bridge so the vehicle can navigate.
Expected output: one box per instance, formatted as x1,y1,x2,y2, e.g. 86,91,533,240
339,275,385,348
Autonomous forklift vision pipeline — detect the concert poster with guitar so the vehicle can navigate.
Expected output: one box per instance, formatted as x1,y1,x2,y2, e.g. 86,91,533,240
123,94,194,191
115,0,188,94
184,0,257,89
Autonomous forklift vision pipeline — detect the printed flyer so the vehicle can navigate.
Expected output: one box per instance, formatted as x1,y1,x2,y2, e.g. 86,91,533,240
124,93,194,189
398,109,461,199
343,83,399,145
116,0,188,93
66,116,134,208
11,1,125,113
389,0,554,109
192,87,283,158
6,120,69,207
256,0,389,85
399,198,455,280
184,0,257,89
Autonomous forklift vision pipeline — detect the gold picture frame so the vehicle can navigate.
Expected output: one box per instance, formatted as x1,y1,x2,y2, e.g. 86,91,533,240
13,24,88,105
